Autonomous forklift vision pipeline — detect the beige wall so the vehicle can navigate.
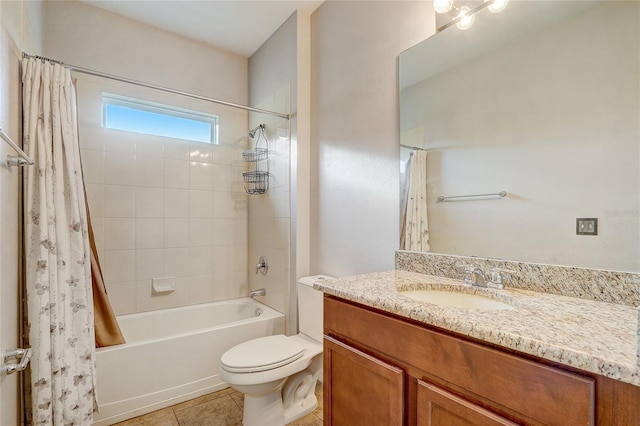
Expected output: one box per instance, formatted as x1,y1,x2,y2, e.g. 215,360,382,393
0,0,42,423
42,1,252,314
310,1,434,277
42,1,247,104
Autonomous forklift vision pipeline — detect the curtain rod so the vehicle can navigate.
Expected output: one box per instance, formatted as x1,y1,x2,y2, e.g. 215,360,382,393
400,144,426,151
22,53,290,120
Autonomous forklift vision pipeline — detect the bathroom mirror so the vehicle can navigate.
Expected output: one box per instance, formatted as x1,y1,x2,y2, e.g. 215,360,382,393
399,1,639,272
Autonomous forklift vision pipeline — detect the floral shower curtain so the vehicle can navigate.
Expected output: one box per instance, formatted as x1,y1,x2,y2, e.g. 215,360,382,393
401,150,430,252
22,57,97,424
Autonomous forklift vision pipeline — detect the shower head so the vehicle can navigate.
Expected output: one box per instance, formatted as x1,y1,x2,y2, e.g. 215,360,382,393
248,124,265,139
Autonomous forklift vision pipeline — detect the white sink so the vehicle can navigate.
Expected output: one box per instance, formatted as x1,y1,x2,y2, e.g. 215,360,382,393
400,289,515,310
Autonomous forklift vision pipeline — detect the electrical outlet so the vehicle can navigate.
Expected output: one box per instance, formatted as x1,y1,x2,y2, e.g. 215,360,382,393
576,218,598,236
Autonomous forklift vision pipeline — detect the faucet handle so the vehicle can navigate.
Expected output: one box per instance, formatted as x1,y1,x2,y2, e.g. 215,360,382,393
488,267,516,289
455,263,475,284
255,256,268,275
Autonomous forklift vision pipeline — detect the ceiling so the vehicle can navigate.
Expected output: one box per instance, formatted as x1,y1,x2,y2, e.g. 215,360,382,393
81,0,324,57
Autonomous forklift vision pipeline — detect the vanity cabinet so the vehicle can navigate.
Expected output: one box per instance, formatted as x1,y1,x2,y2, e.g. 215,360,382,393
324,336,404,424
323,295,640,426
416,380,517,426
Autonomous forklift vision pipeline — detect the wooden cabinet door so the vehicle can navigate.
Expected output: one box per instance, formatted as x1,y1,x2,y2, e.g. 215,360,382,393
324,336,404,426
417,380,519,426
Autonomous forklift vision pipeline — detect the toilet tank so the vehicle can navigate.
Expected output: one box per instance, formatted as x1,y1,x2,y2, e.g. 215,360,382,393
297,275,332,343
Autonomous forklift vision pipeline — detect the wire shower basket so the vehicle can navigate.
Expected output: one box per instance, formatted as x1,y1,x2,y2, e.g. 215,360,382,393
242,124,269,195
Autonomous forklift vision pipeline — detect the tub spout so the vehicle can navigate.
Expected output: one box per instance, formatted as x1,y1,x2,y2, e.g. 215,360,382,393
250,288,266,298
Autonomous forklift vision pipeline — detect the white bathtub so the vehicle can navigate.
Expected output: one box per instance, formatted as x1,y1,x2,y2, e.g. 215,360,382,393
93,298,285,425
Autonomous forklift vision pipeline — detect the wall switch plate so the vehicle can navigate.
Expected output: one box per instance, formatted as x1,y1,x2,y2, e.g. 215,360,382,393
576,218,598,236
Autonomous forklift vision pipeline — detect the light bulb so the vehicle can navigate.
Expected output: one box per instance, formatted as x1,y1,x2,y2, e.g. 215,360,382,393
488,0,509,13
434,0,454,14
456,6,475,30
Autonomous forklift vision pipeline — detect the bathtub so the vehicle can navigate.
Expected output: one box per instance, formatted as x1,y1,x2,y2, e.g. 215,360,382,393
93,298,285,425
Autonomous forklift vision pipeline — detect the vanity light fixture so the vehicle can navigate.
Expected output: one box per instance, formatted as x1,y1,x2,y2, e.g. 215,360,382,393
434,0,455,14
455,6,475,30
487,0,509,13
434,0,509,31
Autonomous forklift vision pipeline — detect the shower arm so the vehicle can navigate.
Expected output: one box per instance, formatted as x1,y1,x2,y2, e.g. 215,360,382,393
248,124,265,139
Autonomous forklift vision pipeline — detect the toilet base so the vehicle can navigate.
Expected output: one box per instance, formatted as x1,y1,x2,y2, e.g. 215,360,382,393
241,367,320,426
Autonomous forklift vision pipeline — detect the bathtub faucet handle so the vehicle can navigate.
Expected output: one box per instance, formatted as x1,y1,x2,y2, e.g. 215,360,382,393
255,256,268,275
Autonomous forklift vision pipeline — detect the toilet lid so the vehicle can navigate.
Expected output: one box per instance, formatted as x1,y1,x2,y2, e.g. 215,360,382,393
221,335,305,373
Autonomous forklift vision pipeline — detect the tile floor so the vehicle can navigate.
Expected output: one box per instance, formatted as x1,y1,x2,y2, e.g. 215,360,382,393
114,382,323,426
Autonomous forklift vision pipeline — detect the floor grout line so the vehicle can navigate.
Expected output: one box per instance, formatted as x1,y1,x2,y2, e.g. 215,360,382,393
117,384,322,426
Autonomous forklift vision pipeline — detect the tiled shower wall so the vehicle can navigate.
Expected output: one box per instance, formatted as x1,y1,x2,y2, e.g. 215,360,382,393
77,74,249,315
248,85,291,329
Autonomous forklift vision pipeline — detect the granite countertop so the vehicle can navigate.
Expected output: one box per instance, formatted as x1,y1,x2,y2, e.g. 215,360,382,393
314,270,640,387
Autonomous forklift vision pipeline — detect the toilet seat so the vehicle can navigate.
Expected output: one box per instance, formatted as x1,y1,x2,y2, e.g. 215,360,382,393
221,335,305,373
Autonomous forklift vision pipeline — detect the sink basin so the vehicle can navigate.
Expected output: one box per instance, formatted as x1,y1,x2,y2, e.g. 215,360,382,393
400,289,515,310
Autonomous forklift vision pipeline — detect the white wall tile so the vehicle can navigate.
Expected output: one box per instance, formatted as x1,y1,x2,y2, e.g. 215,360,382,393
91,217,105,251
233,245,248,273
234,218,248,245
102,250,135,283
136,156,164,187
213,191,238,219
274,218,290,250
103,185,135,218
213,272,247,301
189,275,215,304
272,190,290,219
212,163,231,191
164,140,190,160
164,159,190,189
164,248,190,277
136,249,164,280
212,145,234,165
136,218,164,249
164,189,189,218
189,190,214,218
164,218,189,247
211,219,234,246
189,247,215,275
81,149,105,184
212,245,234,274
104,152,136,185
189,142,214,163
136,187,164,218
103,218,135,249
189,218,214,247
104,129,136,153
85,183,104,218
190,161,214,191
104,282,137,315
137,138,164,157
79,126,106,151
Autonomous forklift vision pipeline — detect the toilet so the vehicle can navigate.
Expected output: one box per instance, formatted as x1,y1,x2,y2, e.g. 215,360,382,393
219,275,330,426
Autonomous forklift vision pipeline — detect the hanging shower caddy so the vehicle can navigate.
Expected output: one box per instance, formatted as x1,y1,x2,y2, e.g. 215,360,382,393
242,124,269,195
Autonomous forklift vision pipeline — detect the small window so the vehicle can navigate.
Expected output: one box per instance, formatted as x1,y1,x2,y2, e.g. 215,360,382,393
102,94,218,144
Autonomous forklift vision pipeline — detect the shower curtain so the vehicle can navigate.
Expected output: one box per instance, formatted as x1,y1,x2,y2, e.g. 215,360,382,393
401,150,430,251
22,57,100,424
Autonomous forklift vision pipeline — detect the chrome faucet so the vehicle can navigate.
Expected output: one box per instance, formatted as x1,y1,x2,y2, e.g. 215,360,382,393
250,288,266,298
458,265,515,289
470,267,487,287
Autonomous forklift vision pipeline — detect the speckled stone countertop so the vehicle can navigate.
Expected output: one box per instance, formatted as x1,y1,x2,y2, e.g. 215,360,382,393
314,270,640,387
